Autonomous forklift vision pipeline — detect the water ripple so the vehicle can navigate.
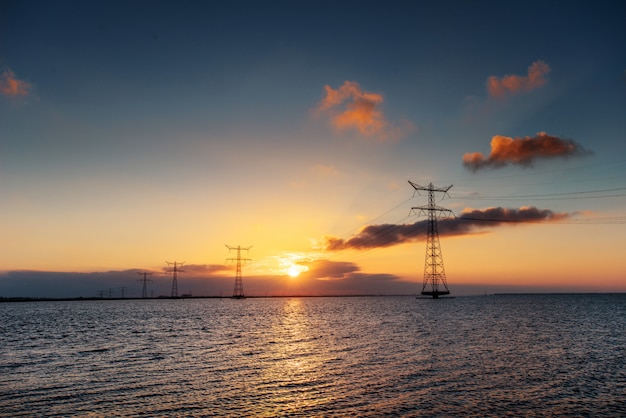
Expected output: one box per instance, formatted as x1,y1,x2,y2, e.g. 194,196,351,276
1,295,626,416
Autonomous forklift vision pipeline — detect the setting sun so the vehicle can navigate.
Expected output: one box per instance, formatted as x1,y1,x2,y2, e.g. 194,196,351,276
288,264,307,278
288,265,300,277
275,253,312,278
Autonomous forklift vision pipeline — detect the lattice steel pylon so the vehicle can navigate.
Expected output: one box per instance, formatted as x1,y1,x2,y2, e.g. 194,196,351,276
409,181,453,298
165,261,185,298
226,245,251,299
136,272,153,299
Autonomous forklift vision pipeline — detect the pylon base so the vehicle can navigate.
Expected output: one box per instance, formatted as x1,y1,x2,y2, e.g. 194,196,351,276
421,290,450,299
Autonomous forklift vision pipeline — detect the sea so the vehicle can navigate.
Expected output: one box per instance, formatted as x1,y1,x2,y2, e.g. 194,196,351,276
1,294,625,417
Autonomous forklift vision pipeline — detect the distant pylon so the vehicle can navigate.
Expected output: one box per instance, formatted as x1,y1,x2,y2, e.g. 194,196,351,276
409,181,453,299
136,272,153,299
165,261,185,298
226,245,251,299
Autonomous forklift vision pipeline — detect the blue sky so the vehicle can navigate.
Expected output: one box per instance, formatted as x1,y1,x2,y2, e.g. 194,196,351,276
1,0,625,298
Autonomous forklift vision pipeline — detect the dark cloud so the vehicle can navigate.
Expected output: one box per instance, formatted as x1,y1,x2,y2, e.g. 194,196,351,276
0,270,152,299
463,132,591,171
282,259,404,295
325,206,571,251
299,259,360,280
279,259,398,283
296,259,399,282
0,261,406,298
0,266,235,299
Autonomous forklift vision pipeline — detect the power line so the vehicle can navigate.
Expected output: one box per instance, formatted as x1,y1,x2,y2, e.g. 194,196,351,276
335,196,414,239
452,158,626,185
452,187,626,201
449,159,626,201
458,216,626,225
320,164,626,268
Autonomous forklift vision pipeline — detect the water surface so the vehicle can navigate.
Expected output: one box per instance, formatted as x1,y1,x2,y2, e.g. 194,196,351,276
1,295,625,416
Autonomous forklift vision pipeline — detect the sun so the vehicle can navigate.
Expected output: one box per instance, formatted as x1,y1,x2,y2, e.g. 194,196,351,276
286,262,309,278
277,253,311,278
288,264,301,278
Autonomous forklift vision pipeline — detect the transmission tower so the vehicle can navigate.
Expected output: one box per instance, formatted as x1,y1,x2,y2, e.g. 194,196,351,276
119,286,128,299
226,245,251,299
165,261,185,298
136,272,153,299
409,181,453,298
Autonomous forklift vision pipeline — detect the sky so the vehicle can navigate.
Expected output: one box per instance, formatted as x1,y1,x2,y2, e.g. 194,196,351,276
1,0,625,298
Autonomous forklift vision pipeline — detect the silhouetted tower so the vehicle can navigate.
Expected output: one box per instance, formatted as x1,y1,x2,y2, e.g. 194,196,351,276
119,286,128,299
409,181,453,298
226,245,251,299
165,261,185,298
137,272,153,299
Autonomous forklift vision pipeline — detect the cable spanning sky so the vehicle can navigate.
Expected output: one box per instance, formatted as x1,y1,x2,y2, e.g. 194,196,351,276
1,0,625,297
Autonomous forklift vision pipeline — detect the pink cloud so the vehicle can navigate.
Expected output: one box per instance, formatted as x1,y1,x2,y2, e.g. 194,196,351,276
316,80,414,141
487,61,550,98
0,68,32,97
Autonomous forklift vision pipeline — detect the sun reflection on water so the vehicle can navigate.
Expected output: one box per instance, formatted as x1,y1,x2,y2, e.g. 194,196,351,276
257,298,337,413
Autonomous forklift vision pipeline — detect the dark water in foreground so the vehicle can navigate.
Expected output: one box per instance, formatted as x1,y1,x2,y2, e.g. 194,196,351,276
1,295,625,417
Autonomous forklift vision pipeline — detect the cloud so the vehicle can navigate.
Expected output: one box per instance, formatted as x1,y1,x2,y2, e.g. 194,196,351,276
0,67,32,97
325,206,571,251
310,163,339,177
463,132,591,171
294,258,399,282
0,266,237,298
487,61,550,98
0,261,407,298
296,259,401,286
315,80,414,141
299,259,360,280
179,264,231,275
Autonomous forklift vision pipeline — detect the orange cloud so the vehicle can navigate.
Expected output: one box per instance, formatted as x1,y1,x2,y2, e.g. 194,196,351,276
463,132,591,171
487,61,550,98
0,68,32,97
316,80,413,141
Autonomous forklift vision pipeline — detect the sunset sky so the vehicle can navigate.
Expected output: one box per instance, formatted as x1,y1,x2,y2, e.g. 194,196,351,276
1,1,625,298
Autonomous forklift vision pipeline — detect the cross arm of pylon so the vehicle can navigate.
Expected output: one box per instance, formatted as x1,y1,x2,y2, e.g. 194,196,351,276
408,180,453,194
226,258,252,263
410,205,455,218
164,261,185,273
